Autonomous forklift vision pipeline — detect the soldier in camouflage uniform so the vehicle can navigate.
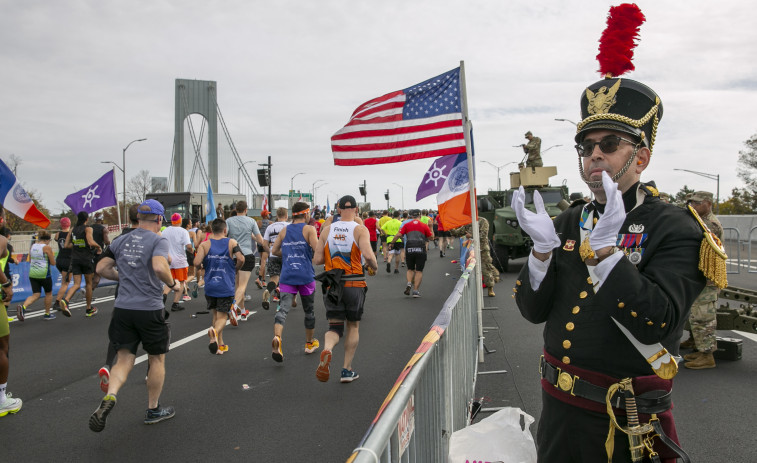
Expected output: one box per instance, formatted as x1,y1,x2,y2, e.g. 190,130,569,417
450,217,499,297
681,191,723,369
521,131,542,167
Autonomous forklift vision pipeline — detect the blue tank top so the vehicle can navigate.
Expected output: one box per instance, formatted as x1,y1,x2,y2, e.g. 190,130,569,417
203,238,235,297
280,223,314,286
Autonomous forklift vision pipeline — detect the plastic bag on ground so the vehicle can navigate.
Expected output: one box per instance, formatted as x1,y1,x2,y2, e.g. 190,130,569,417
448,407,537,463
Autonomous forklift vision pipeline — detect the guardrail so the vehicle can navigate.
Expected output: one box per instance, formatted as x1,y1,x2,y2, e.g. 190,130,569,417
347,262,480,462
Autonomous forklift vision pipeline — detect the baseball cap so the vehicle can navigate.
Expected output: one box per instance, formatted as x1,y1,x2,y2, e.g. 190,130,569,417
139,199,165,216
94,212,104,221
410,209,421,217
685,191,714,203
337,195,357,209
60,217,71,227
171,213,182,225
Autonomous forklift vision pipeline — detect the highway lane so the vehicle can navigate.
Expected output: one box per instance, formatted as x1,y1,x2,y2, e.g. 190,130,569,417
1,249,467,462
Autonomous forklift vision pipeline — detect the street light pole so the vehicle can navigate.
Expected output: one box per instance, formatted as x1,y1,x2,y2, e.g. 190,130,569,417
674,169,721,213
311,179,325,206
223,181,239,193
554,118,578,126
122,138,147,228
481,161,517,191
313,182,328,208
392,182,404,210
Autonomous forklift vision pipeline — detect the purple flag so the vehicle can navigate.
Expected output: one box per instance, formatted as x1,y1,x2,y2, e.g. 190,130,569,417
64,170,118,214
415,154,461,201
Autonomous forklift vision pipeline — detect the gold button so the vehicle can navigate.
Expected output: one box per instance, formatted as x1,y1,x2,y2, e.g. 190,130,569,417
511,294,515,299
618,302,625,309
661,322,667,328
512,288,517,293
516,280,522,286
646,320,654,326
563,340,572,349
579,291,588,299
566,322,575,331
587,276,593,285
631,311,638,318
572,306,580,315
562,356,571,364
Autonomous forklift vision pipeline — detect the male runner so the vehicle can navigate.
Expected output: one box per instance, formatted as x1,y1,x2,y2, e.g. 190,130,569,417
225,201,264,319
63,211,102,316
381,211,403,274
90,199,178,431
161,213,192,312
90,212,111,289
270,202,319,362
53,217,73,312
390,210,433,298
262,207,289,310
0,228,20,418
194,218,245,354
313,195,377,383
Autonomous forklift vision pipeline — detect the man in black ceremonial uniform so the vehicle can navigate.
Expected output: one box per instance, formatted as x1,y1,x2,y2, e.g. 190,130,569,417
512,74,714,462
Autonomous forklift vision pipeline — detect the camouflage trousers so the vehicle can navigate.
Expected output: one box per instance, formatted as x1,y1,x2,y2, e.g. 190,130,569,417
689,285,719,353
480,239,499,287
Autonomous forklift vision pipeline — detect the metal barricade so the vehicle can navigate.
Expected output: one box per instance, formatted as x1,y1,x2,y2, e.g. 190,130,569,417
348,263,480,463
749,226,757,273
722,227,741,275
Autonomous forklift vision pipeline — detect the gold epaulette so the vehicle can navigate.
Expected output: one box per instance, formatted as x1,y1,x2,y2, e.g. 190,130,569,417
640,183,660,197
687,205,728,289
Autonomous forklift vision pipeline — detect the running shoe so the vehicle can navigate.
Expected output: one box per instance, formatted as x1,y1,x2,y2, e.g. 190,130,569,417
272,290,280,303
89,394,117,432
53,300,61,311
254,278,264,289
244,294,252,301
404,283,412,295
386,262,391,273
190,283,199,299
272,335,283,362
182,295,192,302
98,366,110,394
43,313,56,320
412,290,421,298
219,344,229,352
305,339,320,354
208,327,218,354
440,250,445,258
401,261,405,267
229,305,239,326
86,307,99,317
316,349,332,382
60,300,72,317
170,302,183,312
394,269,399,274
239,309,251,321
144,405,175,425
16,305,25,322
0,393,22,417
340,368,360,383
262,289,270,310
198,280,205,288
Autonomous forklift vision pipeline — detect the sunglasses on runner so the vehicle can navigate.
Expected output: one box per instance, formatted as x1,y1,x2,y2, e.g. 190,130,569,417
575,135,639,157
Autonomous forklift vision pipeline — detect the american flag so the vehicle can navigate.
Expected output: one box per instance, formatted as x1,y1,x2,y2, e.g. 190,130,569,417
331,67,466,166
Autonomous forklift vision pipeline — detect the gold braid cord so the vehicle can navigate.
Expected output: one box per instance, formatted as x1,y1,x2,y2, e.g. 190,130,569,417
687,205,728,289
577,97,661,153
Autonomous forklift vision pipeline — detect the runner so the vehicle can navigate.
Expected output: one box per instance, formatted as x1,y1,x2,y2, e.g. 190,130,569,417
390,210,433,298
53,217,73,311
90,212,111,290
0,225,20,418
377,210,391,262
183,218,197,285
225,201,264,320
17,231,61,320
161,213,192,312
363,211,379,255
63,211,102,317
313,196,377,383
89,199,177,432
269,202,319,362
380,211,403,274
255,210,271,289
194,218,245,354
261,208,289,310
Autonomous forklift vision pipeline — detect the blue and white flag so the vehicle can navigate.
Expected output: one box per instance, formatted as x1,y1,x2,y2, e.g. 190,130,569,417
205,182,217,222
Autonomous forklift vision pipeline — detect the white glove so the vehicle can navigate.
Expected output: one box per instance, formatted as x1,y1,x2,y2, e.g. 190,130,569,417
590,171,626,250
511,186,561,253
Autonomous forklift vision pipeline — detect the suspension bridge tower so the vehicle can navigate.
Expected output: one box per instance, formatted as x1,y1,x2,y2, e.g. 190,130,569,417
173,79,218,192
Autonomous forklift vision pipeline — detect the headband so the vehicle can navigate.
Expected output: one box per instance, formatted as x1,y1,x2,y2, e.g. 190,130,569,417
292,208,310,216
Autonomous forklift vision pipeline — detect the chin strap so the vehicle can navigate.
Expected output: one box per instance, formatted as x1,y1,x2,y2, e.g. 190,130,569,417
580,146,638,189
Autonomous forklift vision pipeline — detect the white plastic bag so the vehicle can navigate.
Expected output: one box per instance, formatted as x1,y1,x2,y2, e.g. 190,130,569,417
448,407,537,463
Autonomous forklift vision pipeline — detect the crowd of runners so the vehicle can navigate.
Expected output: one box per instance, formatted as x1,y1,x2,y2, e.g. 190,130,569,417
1,197,490,428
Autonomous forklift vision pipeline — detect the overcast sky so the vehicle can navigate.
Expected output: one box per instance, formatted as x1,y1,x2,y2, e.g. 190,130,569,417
2,0,756,215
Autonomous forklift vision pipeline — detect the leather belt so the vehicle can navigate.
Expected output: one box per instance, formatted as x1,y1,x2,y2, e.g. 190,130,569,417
539,356,672,414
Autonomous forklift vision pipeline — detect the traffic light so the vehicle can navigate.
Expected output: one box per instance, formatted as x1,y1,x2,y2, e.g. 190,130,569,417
384,191,390,200
257,168,270,187
359,185,367,196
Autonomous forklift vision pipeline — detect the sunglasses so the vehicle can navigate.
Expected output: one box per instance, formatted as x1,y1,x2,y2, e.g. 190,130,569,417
575,135,639,157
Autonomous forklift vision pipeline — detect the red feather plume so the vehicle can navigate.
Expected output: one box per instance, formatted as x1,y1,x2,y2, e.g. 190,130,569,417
596,3,646,77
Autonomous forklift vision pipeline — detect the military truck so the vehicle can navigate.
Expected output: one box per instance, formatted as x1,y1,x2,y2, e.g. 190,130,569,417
477,165,569,272
145,192,246,222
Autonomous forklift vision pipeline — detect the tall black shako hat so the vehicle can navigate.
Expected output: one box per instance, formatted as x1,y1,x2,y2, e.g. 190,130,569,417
575,4,663,154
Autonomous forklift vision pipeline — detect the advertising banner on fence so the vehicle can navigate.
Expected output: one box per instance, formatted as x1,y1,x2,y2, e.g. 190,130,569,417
8,260,115,304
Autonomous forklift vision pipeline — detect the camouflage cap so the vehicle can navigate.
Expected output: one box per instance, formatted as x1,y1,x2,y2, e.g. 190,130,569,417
685,191,714,202
525,131,532,137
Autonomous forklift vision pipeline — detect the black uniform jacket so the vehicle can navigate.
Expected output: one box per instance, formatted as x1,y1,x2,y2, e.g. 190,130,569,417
516,183,706,379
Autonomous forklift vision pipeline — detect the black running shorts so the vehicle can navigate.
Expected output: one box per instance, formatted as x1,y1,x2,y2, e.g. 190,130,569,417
324,286,366,322
30,277,53,294
108,308,171,356
70,258,94,275
266,256,282,276
240,253,256,272
56,259,71,274
206,295,234,313
405,253,427,271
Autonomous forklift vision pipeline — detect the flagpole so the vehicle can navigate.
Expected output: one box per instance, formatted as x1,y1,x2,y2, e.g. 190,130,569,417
112,167,122,231
459,60,485,364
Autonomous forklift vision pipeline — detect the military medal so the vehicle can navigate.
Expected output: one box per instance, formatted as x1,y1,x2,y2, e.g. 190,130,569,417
563,239,576,251
628,250,642,265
